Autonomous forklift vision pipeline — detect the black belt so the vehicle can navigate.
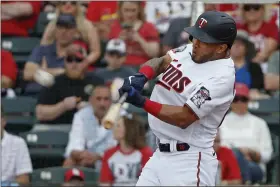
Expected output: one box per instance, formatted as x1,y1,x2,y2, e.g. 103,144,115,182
159,142,190,152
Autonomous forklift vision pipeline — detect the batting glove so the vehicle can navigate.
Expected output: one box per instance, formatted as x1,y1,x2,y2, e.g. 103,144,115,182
125,73,148,92
119,81,146,108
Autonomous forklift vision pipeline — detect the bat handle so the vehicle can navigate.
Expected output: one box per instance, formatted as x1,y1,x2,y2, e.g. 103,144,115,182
118,92,128,104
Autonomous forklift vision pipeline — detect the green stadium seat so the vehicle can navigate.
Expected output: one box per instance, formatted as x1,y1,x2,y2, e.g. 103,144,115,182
2,37,40,54
248,98,279,115
19,130,69,169
32,12,56,37
2,97,37,134
31,167,99,185
2,37,40,68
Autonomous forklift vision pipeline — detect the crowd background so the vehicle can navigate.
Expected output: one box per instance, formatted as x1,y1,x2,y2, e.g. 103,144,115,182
1,1,279,186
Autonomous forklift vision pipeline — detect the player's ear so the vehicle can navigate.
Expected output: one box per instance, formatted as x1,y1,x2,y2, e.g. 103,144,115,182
216,44,228,54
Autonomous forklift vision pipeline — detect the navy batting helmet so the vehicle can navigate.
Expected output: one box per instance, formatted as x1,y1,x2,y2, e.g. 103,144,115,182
184,11,237,48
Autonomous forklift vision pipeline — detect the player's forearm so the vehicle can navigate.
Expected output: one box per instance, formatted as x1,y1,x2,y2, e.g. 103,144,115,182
139,55,171,80
35,102,66,121
143,99,198,129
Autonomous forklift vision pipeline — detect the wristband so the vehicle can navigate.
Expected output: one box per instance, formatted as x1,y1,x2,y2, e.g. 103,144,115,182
139,66,155,80
143,98,162,117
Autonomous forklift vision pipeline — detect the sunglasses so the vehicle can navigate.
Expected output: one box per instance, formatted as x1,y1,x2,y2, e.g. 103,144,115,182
65,56,83,63
243,5,262,11
60,2,77,6
233,96,249,103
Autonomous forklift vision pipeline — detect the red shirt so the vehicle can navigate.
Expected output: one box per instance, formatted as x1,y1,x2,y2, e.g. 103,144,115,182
1,50,18,82
109,21,160,66
216,147,241,181
237,21,279,52
99,145,153,184
86,1,118,23
1,1,41,37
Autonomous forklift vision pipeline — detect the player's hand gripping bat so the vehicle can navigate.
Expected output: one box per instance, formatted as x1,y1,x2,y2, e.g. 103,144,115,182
102,92,128,129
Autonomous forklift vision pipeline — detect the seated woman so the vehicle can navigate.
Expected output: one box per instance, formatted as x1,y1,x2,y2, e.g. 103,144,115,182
99,113,153,186
109,1,160,66
41,2,101,67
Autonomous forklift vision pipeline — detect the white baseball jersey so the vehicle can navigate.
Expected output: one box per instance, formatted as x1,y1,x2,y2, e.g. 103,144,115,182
149,44,235,148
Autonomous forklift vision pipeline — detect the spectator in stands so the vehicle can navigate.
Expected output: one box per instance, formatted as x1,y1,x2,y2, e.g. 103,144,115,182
238,4,278,66
35,42,104,124
64,85,116,170
265,50,279,97
41,2,100,66
24,14,77,83
94,39,136,84
231,30,265,100
1,106,32,185
1,50,18,89
99,113,153,186
62,168,85,187
220,83,273,184
213,131,242,185
86,1,118,41
161,17,191,55
109,1,160,66
145,2,192,37
1,1,41,37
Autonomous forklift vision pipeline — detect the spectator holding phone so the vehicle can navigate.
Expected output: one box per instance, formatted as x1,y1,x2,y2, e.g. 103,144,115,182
35,41,104,124
109,1,160,66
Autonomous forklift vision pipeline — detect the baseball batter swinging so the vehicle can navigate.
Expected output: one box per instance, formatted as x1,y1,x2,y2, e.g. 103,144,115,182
119,11,237,186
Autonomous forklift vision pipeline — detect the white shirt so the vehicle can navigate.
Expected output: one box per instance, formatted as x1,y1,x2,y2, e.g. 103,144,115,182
149,44,235,149
220,111,273,171
1,131,33,182
65,106,117,168
145,2,192,34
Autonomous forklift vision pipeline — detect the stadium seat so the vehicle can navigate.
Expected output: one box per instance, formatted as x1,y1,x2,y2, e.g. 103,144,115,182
248,98,279,115
31,166,99,185
2,97,37,134
19,130,69,169
32,12,56,37
1,37,40,68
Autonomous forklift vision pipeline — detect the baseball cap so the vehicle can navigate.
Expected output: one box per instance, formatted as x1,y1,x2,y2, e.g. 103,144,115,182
66,40,88,59
235,83,249,98
64,168,85,182
184,11,237,48
56,14,76,28
106,39,126,56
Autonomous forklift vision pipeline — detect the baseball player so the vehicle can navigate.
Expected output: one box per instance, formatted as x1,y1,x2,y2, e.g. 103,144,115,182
119,11,237,186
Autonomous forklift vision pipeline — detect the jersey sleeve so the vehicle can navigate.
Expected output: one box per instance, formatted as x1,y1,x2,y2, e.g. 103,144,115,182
185,77,234,119
99,149,114,184
167,44,192,61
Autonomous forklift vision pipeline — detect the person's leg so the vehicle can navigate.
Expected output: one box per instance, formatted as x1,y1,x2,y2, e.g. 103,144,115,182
248,161,264,184
232,148,251,184
136,151,160,186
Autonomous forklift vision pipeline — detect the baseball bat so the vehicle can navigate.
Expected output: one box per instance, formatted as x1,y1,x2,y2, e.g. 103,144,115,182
102,92,128,129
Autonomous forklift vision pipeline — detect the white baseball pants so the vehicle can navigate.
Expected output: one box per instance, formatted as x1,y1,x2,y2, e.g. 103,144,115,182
136,143,218,186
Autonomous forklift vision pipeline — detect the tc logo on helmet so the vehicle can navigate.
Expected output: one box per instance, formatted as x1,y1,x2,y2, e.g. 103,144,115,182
198,18,207,28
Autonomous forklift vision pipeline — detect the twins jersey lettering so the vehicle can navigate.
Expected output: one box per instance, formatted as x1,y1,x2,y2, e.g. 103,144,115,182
149,44,235,148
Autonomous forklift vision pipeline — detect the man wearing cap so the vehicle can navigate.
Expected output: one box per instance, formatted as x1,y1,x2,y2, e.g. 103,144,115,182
94,39,136,84
118,11,237,186
36,41,104,124
62,168,85,186
23,14,78,95
220,83,273,184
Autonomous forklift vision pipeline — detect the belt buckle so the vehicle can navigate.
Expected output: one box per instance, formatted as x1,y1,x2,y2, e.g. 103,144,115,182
176,143,190,151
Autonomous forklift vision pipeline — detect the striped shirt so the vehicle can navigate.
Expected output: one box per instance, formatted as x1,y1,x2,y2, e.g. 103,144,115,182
1,131,33,182
65,106,117,169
